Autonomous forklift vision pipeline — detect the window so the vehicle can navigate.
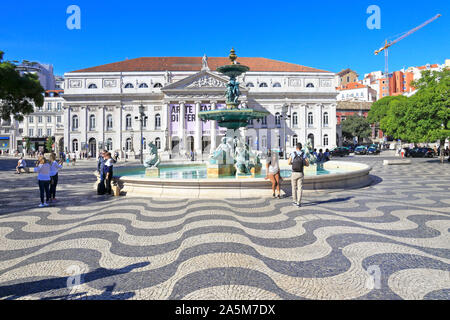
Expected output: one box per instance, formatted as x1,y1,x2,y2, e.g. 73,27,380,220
29,116,34,123
47,128,52,137
38,128,43,137
88,83,97,89
259,82,268,87
292,134,298,146
125,138,132,151
72,139,79,151
155,113,161,130
29,128,34,136
261,116,267,126
38,116,43,123
273,82,281,87
323,112,329,127
306,83,314,88
139,83,148,88
292,112,298,127
275,112,281,126
47,116,52,122
89,114,96,130
126,114,132,129
37,105,43,111
341,116,347,121
308,112,313,126
323,134,329,145
261,135,267,148
346,76,350,82
106,114,113,130
106,138,113,151
47,102,52,111
72,115,79,130
246,82,254,87
57,116,62,123
153,83,163,88
57,102,62,111
155,137,161,149
143,138,147,150
248,118,253,126
143,115,148,128
124,83,134,88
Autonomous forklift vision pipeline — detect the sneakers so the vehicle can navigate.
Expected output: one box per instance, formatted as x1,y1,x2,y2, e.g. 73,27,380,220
292,202,302,207
272,193,276,198
43,202,49,207
38,203,45,208
277,194,281,199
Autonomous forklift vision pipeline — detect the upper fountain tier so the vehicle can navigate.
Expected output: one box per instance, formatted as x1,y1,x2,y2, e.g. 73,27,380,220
216,48,250,78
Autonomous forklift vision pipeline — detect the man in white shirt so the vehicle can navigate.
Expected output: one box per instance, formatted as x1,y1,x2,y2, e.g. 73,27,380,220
16,157,27,174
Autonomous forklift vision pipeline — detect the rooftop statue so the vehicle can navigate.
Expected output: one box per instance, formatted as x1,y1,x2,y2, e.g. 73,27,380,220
144,141,160,168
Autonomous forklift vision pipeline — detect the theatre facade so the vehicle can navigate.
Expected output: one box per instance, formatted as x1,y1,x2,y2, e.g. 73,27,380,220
63,56,337,158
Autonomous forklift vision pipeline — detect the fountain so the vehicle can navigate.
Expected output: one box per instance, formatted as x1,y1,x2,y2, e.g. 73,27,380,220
198,48,269,178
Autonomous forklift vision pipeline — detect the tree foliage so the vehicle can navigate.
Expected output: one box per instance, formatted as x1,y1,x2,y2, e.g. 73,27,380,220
0,50,44,121
341,115,372,141
46,136,54,152
367,95,407,124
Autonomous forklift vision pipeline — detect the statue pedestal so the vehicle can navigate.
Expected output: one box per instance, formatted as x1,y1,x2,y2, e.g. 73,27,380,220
304,164,318,175
145,167,160,177
250,164,262,176
236,172,253,179
207,164,235,178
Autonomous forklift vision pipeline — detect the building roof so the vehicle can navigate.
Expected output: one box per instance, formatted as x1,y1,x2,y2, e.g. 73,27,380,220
336,68,358,77
337,82,367,90
417,64,439,70
337,101,372,111
69,57,331,73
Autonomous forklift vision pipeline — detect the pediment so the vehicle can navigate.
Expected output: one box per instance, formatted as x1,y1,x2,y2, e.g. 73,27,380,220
162,70,247,92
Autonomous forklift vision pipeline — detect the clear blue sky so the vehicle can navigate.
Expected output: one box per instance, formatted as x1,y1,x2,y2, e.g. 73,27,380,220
1,0,448,77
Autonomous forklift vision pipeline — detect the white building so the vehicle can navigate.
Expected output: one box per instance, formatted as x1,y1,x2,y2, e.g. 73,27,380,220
336,82,377,102
62,55,337,158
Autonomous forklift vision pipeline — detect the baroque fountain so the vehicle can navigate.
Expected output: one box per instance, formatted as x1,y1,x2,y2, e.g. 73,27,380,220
108,49,373,198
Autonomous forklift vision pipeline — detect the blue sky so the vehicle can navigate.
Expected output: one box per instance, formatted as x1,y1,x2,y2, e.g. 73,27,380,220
1,0,448,77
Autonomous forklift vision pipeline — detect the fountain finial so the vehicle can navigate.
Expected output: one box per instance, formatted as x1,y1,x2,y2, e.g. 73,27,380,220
229,48,237,64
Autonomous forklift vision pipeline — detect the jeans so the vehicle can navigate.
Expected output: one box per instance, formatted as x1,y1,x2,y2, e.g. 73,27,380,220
50,174,58,199
105,177,112,195
38,180,50,204
291,171,304,204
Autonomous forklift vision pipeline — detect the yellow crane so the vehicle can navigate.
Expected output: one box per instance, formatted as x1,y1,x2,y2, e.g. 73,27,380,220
374,14,441,95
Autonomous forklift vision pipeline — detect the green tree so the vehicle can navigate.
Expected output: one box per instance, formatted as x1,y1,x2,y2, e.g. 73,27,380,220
367,95,407,125
45,136,54,152
0,50,44,121
341,115,372,143
24,137,31,153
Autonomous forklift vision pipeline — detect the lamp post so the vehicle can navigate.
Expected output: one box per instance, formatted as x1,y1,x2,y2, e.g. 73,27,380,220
135,104,147,164
281,103,290,159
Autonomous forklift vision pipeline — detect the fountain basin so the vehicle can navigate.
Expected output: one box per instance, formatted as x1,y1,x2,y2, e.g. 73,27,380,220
110,161,372,198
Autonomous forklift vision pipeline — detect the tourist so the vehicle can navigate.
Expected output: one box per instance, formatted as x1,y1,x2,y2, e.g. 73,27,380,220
288,143,309,207
15,156,27,174
103,152,114,195
324,149,330,162
66,152,70,164
34,156,51,207
49,153,63,202
71,152,76,166
97,150,106,195
264,150,281,198
114,151,119,162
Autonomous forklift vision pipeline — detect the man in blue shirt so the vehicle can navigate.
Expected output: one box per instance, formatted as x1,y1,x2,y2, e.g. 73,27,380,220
288,143,309,207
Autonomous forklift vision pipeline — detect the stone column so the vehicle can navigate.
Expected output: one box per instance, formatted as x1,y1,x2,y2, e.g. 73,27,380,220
210,101,217,151
194,101,202,154
164,102,171,151
179,101,186,153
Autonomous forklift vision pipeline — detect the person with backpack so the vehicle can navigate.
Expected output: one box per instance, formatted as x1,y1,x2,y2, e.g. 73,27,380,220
288,143,309,207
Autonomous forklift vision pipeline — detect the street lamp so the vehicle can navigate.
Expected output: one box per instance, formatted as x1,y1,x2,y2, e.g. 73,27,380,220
135,104,147,164
281,103,290,159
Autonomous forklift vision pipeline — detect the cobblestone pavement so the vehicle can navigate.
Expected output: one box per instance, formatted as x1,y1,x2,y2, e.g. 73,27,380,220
0,155,449,300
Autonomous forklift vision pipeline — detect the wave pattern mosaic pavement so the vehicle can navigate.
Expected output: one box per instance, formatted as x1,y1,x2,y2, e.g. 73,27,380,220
0,157,449,300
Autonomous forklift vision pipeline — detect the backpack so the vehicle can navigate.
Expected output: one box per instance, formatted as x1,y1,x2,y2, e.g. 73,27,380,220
292,152,304,173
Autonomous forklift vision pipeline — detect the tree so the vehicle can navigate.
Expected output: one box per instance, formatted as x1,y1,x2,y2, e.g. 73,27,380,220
367,95,407,125
45,136,54,152
0,50,44,121
24,137,31,153
341,115,372,143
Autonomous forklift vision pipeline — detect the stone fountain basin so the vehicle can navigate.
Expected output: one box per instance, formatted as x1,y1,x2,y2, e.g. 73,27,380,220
111,161,372,199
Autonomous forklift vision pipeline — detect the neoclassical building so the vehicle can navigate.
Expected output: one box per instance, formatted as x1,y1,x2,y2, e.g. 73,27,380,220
63,56,337,158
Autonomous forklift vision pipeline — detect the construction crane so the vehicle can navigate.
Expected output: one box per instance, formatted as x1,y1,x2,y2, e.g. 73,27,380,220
374,14,441,95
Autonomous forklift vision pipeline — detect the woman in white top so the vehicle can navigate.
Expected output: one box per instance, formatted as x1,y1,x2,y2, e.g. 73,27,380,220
265,151,281,198
34,156,51,207
49,153,63,202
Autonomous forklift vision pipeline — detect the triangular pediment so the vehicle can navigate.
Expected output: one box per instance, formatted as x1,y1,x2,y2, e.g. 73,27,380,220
162,70,246,92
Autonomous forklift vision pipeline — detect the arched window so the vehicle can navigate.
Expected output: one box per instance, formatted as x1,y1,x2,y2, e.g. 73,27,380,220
246,82,254,87
323,112,329,127
106,114,113,130
106,138,113,151
323,134,329,146
275,112,281,126
125,138,132,151
89,114,96,130
155,137,161,149
153,83,163,88
261,116,267,126
139,83,148,88
292,134,298,146
292,112,298,127
143,115,148,128
155,113,161,129
72,115,78,130
259,82,268,87
125,114,132,129
72,139,79,151
273,82,281,87
308,112,314,126
306,83,314,88
124,83,134,88
88,84,97,89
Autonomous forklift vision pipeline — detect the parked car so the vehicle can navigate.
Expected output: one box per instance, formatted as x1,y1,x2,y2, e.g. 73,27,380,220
408,147,435,158
354,146,368,155
330,147,350,157
367,146,380,155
